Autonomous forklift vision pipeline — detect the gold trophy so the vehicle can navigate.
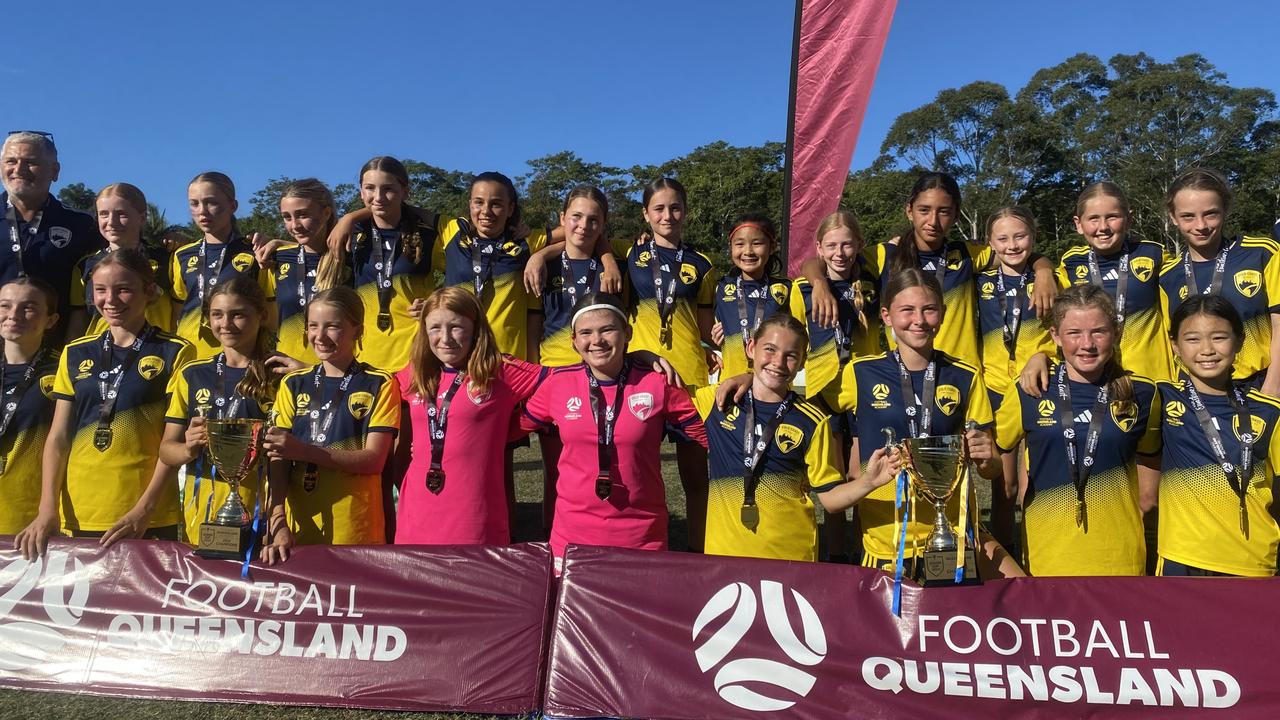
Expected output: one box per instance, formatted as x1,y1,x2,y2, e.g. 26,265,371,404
195,418,264,559
884,428,980,587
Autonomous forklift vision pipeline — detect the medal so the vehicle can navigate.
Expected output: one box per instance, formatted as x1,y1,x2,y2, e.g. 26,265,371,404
377,312,392,332
94,426,113,451
740,503,760,530
659,322,672,345
595,473,613,500
426,468,446,494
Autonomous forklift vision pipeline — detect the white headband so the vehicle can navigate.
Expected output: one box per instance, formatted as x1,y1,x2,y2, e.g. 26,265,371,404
571,303,627,328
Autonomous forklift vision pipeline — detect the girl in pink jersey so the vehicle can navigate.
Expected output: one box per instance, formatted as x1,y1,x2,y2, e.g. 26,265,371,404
394,286,547,545
519,293,708,562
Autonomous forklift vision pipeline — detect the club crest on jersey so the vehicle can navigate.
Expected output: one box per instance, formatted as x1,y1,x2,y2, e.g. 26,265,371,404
469,386,491,405
45,226,72,248
628,392,655,420
231,253,255,272
565,396,582,420
719,404,740,430
1110,401,1137,432
1233,414,1266,443
1234,270,1262,298
935,384,960,416
39,374,55,399
679,263,698,285
138,356,165,380
1130,257,1154,283
348,391,374,420
774,424,803,453
770,283,789,305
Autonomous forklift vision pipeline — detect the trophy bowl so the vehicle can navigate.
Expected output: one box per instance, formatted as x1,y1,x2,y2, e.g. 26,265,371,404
885,430,980,586
196,418,264,559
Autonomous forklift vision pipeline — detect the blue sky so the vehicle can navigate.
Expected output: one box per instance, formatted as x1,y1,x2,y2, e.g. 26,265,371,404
3,1,1276,220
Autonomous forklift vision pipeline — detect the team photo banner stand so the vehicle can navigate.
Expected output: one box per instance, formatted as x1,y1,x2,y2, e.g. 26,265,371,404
0,537,553,715
544,545,1279,719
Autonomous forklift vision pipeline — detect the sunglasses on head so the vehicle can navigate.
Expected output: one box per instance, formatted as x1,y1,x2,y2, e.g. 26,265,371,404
6,130,55,147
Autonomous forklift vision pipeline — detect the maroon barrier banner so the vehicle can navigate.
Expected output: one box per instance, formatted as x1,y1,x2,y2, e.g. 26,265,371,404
545,545,1280,719
0,537,553,714
785,0,896,275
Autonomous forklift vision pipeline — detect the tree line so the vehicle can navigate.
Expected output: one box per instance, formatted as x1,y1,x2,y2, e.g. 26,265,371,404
59,52,1279,270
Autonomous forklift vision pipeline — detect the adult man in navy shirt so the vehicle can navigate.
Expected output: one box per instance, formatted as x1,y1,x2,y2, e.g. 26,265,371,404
1,131,103,346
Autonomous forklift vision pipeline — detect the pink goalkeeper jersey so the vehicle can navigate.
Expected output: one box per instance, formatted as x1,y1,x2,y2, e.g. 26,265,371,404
519,364,707,559
395,358,546,545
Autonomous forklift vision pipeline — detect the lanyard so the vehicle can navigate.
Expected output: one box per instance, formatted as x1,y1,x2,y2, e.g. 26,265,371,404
1087,243,1130,331
562,252,598,310
995,269,1028,360
1183,376,1255,534
648,239,686,344
296,245,317,308
425,370,467,494
368,225,397,331
1182,239,1232,297
734,276,770,359
739,390,793,530
196,237,233,305
210,352,244,420
468,226,501,298
302,362,359,491
0,349,47,473
5,199,44,279
832,281,857,364
1054,363,1110,527
94,326,153,451
586,363,629,500
893,350,937,439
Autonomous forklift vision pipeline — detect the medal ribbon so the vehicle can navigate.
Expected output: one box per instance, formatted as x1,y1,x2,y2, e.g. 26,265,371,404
425,370,467,492
739,390,792,528
196,236,233,304
648,239,686,342
94,326,154,450
893,350,937,439
1182,239,1232,297
1182,375,1254,533
995,269,1028,360
735,277,770,359
0,349,47,462
296,244,316,308
212,352,244,420
585,362,629,499
369,225,397,329
561,252,598,310
302,362,359,483
1054,363,1109,526
1087,243,1130,331
5,198,44,279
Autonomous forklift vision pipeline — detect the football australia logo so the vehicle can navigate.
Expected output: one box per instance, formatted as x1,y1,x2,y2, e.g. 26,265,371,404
0,551,90,671
870,383,891,409
692,581,827,712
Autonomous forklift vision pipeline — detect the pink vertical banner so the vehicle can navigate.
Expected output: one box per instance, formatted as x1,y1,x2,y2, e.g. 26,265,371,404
786,0,896,275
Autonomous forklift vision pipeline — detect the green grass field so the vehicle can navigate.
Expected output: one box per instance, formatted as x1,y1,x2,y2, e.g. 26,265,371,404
2,438,994,718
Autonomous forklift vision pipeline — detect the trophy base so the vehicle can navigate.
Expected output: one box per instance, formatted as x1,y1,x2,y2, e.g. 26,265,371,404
921,546,981,587
195,523,253,560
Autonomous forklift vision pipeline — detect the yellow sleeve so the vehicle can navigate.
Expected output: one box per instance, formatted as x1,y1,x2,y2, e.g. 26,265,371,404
527,227,549,255
1269,409,1280,480
1137,383,1162,455
69,257,86,310
788,279,808,323
166,367,191,420
692,384,717,420
368,373,401,432
697,264,718,306
994,379,1025,452
835,361,858,413
1264,244,1280,312
1157,281,1172,329
167,342,197,395
806,415,843,490
52,347,74,398
434,217,459,273
169,252,188,302
611,238,633,259
861,246,880,275
966,369,995,427
969,242,993,271
273,377,298,431
1054,260,1070,290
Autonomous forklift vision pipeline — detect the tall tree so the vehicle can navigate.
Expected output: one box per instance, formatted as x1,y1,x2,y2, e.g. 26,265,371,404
57,182,96,214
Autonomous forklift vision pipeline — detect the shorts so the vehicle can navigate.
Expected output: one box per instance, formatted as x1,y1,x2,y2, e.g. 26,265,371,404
1156,556,1236,577
862,551,922,581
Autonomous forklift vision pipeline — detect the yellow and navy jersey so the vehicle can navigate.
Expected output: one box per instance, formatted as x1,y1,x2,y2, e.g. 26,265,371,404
1159,236,1280,381
165,356,273,545
532,253,614,367
0,353,60,534
836,352,994,561
72,245,175,336
273,363,400,545
693,386,842,561
789,260,881,402
976,267,1056,395
267,243,323,365
1058,238,1174,382
437,221,548,360
1157,379,1280,576
994,370,1160,577
715,274,791,380
873,240,990,367
347,216,440,373
623,240,717,387
52,329,194,531
169,236,273,359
